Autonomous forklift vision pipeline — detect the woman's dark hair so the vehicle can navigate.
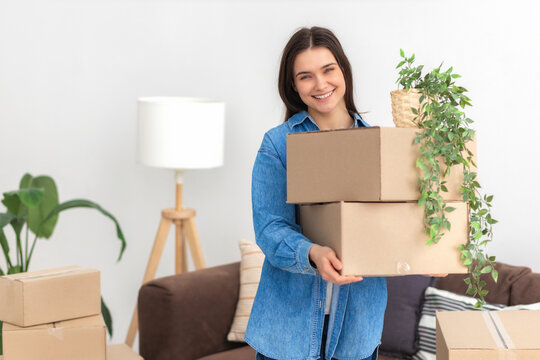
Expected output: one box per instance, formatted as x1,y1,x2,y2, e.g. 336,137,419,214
278,26,358,122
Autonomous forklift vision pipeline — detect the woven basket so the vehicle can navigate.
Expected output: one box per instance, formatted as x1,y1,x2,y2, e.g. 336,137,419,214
390,89,425,128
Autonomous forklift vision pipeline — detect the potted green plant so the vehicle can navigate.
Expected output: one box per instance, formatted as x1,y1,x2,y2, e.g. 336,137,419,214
0,173,126,350
392,50,498,307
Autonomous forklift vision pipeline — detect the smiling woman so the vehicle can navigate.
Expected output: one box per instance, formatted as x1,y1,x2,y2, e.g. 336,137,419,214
245,27,381,360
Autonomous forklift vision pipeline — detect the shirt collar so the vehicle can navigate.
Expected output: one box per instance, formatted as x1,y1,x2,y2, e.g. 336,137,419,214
287,110,369,129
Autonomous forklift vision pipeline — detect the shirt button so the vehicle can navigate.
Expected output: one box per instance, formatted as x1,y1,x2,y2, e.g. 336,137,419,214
305,266,309,271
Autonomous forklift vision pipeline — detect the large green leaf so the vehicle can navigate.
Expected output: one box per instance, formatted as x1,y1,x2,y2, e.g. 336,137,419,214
0,213,15,229
14,188,45,209
27,176,58,239
101,297,113,337
2,192,25,218
41,199,126,261
0,229,12,268
19,173,33,189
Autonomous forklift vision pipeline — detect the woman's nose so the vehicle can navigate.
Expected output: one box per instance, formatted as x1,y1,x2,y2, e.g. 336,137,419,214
314,75,328,91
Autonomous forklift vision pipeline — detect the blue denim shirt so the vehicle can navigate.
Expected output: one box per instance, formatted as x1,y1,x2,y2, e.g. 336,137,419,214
245,111,388,360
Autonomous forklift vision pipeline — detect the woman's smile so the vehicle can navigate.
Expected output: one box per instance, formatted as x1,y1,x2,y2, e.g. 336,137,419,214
312,88,335,101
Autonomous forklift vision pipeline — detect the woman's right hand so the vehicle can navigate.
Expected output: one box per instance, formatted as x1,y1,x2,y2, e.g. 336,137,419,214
309,244,364,285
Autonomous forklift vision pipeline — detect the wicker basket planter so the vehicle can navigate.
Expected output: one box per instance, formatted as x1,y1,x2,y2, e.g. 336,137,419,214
390,89,424,128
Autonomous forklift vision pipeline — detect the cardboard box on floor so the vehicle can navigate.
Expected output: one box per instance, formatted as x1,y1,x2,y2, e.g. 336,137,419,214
0,265,101,327
436,310,540,359
2,314,106,360
107,344,144,359
300,201,468,276
287,126,477,204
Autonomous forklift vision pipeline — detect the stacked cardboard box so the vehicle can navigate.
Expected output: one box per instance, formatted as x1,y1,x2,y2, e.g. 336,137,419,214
436,310,540,358
287,126,473,276
0,266,142,359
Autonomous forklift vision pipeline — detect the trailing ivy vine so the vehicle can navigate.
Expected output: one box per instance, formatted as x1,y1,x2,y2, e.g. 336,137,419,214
396,50,498,307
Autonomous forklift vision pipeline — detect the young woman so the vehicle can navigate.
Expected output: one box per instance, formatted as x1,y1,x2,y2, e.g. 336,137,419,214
244,27,385,360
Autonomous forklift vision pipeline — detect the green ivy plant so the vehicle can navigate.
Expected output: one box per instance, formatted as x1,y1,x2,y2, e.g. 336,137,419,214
0,173,126,350
396,49,498,308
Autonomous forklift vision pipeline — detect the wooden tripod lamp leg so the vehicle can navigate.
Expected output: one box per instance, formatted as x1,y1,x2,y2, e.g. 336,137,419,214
175,221,188,274
183,217,206,270
125,216,172,347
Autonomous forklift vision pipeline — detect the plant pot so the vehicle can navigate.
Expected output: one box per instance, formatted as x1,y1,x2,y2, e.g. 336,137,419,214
390,89,424,128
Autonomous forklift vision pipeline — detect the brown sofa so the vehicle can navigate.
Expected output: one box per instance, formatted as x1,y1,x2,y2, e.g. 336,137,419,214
138,262,540,360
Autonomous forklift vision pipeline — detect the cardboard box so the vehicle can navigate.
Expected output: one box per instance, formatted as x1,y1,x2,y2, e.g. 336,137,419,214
299,201,468,276
2,314,106,360
0,265,101,326
436,310,540,359
287,126,476,204
107,344,144,359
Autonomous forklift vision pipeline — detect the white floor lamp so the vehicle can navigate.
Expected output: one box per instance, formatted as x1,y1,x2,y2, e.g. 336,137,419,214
125,97,225,347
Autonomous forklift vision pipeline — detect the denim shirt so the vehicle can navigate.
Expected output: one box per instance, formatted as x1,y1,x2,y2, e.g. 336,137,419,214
245,110,388,360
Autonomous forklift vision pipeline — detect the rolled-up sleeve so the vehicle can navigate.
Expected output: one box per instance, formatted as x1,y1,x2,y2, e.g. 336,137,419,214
251,133,317,276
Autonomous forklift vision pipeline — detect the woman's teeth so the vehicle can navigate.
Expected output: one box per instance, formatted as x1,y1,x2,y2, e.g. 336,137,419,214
313,89,334,99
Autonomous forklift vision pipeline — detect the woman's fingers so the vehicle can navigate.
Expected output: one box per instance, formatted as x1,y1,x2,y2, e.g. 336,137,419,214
328,251,343,271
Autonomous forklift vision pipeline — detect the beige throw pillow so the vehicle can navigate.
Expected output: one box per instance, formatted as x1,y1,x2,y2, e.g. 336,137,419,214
227,239,265,342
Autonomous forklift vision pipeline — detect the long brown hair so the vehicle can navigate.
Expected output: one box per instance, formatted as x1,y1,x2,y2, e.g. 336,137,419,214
278,26,359,122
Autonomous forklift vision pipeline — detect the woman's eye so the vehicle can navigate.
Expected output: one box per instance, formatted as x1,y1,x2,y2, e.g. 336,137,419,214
325,67,334,73
300,75,310,80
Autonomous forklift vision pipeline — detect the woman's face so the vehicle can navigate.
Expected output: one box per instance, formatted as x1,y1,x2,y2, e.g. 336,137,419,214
292,46,347,116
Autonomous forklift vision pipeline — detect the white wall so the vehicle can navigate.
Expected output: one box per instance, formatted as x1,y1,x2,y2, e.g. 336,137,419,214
1,0,539,346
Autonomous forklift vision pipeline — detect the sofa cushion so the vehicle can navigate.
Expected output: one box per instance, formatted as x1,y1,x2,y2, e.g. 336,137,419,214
380,275,436,359
197,345,255,360
435,262,532,305
511,271,540,305
411,286,540,360
227,239,264,342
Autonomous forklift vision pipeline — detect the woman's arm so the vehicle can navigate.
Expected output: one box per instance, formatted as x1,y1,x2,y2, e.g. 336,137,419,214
252,133,317,275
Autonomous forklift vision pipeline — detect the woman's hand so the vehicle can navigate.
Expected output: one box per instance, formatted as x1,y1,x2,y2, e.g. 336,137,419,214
309,244,364,285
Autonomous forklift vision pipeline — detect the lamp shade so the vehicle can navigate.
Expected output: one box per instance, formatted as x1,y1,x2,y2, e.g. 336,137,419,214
137,97,225,169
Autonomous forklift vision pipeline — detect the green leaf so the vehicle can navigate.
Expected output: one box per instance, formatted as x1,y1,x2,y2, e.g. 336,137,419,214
0,229,13,268
16,188,45,209
492,269,499,283
444,206,456,213
27,176,59,239
463,258,473,266
19,173,33,189
41,199,126,261
471,221,480,230
101,297,113,337
8,265,22,274
480,265,492,274
2,192,25,218
400,48,405,57
0,213,15,229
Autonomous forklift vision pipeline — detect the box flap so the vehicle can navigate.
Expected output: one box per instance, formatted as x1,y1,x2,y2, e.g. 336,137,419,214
4,265,85,282
497,310,540,349
3,314,104,332
56,314,105,328
437,311,501,350
2,322,53,331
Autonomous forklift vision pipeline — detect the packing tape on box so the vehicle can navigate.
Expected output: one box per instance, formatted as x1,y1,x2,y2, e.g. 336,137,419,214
47,323,65,341
482,311,516,360
6,267,84,281
396,261,411,274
